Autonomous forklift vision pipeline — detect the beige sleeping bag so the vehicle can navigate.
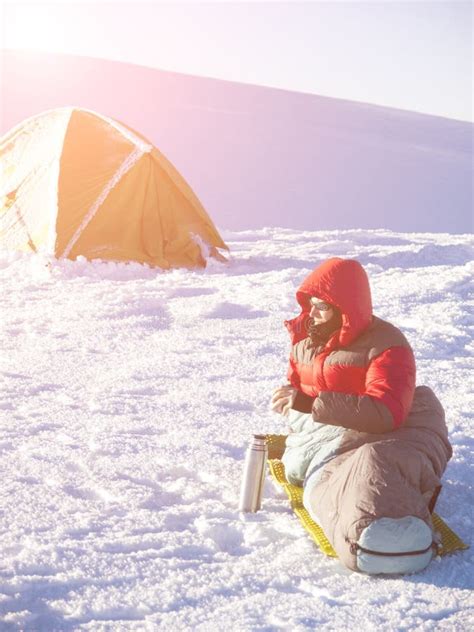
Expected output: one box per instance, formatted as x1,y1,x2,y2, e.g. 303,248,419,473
283,385,452,574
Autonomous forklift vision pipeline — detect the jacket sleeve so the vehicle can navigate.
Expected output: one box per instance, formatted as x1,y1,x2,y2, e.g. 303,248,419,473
287,353,301,389
292,389,315,414
311,346,416,433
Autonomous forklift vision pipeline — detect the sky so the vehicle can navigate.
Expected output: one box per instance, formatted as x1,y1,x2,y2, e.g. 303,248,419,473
0,1,472,122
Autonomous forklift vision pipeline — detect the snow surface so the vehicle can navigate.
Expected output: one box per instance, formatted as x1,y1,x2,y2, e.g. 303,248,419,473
1,228,473,631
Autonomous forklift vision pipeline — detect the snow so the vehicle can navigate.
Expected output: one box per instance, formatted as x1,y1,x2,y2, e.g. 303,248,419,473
1,228,473,630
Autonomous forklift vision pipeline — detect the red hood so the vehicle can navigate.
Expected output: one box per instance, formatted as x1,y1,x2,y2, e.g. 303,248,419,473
285,258,373,349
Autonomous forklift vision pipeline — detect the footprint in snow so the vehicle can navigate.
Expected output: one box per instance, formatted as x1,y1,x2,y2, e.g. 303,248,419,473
215,441,246,460
62,483,118,503
194,516,249,555
214,400,254,413
162,511,197,532
204,302,268,319
140,489,184,510
166,287,217,299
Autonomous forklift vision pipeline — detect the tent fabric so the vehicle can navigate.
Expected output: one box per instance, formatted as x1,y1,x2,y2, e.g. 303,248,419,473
0,108,228,268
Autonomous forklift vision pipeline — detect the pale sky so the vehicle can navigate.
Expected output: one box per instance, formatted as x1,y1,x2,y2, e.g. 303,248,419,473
1,0,472,122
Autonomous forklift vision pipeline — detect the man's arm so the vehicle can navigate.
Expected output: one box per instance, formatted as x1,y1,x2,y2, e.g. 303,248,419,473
309,346,416,433
287,353,301,389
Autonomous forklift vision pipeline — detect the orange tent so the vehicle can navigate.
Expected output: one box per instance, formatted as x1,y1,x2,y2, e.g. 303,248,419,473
0,108,228,268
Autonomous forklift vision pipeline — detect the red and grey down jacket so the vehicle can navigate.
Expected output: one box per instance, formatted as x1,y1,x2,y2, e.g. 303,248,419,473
285,257,416,433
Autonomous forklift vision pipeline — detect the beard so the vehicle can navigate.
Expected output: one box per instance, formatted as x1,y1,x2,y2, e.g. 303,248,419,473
306,307,343,348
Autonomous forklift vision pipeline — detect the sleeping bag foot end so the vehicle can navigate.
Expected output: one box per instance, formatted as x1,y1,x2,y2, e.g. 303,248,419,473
351,516,435,575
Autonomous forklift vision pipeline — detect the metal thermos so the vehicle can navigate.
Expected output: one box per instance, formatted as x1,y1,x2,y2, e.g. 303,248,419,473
239,434,268,512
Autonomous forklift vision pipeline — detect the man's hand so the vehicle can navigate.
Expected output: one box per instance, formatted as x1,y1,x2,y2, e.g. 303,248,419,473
271,385,297,417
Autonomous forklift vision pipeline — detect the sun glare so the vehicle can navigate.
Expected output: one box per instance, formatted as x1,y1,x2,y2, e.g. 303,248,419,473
4,5,70,55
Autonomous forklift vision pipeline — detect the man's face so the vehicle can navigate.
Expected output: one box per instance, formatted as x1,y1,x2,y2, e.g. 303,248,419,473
309,297,334,324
